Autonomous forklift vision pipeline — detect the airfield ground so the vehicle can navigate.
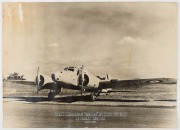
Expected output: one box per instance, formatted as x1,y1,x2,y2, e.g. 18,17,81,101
3,82,177,128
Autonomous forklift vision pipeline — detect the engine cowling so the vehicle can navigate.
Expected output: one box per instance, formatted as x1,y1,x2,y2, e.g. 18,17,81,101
35,74,52,87
35,75,45,86
80,70,100,90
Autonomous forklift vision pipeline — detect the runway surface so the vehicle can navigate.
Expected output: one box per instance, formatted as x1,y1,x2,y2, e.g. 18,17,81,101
3,82,177,128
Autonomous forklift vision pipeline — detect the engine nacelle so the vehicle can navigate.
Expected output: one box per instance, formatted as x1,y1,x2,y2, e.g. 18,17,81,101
35,74,52,87
81,70,100,90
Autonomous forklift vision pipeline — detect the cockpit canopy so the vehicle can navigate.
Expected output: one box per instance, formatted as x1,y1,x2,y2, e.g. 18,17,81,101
64,66,77,72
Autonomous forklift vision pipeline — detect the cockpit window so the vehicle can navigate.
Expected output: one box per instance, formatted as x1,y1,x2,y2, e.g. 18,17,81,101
64,67,68,71
64,66,75,72
68,68,74,71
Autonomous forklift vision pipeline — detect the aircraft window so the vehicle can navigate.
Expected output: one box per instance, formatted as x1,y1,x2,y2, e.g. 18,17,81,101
64,66,76,71
68,68,74,71
64,67,68,71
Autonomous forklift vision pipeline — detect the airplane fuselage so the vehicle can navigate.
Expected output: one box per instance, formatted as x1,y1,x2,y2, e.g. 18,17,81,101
52,66,100,91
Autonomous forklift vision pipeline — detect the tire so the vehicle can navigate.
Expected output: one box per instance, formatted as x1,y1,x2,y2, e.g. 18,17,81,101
48,92,55,101
89,94,96,101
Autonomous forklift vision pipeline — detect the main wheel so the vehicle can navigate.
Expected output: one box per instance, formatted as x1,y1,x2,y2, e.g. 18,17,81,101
48,92,55,101
89,93,96,101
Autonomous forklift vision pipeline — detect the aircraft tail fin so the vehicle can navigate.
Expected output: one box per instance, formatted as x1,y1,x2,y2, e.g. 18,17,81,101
105,74,111,81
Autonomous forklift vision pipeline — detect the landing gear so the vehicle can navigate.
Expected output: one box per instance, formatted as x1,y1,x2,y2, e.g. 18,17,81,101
48,92,56,101
48,90,61,101
95,89,102,97
89,92,96,101
88,89,102,101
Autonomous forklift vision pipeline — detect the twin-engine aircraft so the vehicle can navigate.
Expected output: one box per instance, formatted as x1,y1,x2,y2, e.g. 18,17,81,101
35,65,177,101
7,65,177,101
36,65,112,101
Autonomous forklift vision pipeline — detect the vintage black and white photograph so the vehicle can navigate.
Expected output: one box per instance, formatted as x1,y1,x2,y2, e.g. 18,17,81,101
2,2,178,128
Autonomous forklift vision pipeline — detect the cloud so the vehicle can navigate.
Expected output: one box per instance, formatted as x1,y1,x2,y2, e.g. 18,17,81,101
117,36,148,46
47,43,59,47
3,3,177,79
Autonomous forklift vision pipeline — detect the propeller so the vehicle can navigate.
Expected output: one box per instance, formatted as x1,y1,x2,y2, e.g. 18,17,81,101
80,65,84,96
36,67,40,95
35,67,44,95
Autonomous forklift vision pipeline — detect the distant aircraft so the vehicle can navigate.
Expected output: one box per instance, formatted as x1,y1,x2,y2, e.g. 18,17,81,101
6,65,177,101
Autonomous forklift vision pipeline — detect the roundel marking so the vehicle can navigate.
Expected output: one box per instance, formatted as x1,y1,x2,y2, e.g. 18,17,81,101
147,80,163,84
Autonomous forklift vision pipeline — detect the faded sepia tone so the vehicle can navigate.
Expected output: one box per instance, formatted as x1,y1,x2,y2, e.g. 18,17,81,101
3,2,177,80
3,2,178,128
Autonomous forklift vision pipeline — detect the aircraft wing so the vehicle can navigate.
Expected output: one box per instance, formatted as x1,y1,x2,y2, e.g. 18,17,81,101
99,78,177,90
5,80,35,86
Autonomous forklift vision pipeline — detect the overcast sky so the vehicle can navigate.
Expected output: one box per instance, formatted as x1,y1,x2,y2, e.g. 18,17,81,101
3,2,178,80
